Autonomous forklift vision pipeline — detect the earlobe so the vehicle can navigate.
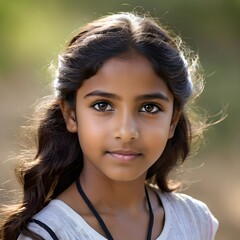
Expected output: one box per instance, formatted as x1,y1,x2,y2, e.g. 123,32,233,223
59,100,78,133
168,110,181,139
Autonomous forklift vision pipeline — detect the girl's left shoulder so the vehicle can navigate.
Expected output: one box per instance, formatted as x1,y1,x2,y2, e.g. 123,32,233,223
163,190,217,217
151,186,219,239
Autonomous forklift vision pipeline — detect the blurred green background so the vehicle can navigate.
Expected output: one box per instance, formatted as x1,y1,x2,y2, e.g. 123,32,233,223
0,1,239,239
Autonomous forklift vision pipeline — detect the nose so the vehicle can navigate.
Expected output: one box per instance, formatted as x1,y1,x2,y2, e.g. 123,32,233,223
114,111,139,142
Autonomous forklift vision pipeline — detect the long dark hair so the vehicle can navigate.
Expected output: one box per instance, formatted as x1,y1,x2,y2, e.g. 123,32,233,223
1,12,206,239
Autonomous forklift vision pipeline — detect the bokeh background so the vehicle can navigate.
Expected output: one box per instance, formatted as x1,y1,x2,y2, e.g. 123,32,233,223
0,1,239,239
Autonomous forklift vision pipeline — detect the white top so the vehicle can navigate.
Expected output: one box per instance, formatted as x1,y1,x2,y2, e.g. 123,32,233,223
18,191,218,240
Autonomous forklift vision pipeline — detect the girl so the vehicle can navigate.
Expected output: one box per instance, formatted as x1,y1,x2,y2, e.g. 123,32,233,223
1,12,218,240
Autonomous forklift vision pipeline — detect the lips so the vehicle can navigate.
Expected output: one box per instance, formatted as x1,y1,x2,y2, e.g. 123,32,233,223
107,150,142,161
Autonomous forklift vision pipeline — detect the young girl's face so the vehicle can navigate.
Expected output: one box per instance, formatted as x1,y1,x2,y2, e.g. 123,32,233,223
64,53,178,183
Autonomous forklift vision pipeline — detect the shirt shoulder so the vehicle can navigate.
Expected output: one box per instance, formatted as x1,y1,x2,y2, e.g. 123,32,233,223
17,199,106,240
154,189,218,240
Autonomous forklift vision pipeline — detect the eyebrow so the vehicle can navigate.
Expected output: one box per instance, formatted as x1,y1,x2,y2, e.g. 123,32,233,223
84,90,121,100
84,90,169,102
135,93,169,102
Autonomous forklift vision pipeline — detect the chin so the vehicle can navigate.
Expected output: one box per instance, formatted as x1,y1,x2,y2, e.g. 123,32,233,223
105,171,145,183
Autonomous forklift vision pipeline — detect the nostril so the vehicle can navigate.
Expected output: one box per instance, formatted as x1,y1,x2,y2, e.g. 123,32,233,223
114,127,139,142
113,112,139,142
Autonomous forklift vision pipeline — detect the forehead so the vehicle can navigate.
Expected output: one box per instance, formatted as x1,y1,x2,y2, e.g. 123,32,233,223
78,53,173,100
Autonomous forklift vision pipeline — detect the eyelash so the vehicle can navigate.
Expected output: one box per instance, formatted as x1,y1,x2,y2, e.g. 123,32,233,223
91,101,162,114
139,103,162,114
91,101,114,112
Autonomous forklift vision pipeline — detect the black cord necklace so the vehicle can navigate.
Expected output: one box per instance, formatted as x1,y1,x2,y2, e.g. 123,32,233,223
76,178,154,240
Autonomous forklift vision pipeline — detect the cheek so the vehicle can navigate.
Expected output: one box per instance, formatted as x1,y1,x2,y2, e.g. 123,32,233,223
149,129,169,148
76,114,107,150
142,121,171,157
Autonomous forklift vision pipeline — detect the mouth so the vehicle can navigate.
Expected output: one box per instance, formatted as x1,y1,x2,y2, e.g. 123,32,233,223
107,150,142,161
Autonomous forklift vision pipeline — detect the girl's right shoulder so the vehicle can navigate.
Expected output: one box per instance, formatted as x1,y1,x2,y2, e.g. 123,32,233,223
17,200,74,240
17,199,104,240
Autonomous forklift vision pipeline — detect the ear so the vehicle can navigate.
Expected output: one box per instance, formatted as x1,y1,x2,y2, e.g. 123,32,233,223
59,100,78,133
168,109,181,139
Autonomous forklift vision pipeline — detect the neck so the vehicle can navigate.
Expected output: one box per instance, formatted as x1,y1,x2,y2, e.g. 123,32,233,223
79,171,147,212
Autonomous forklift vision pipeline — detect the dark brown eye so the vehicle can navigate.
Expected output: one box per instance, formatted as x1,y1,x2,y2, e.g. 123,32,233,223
145,104,154,112
140,104,161,114
92,102,113,112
